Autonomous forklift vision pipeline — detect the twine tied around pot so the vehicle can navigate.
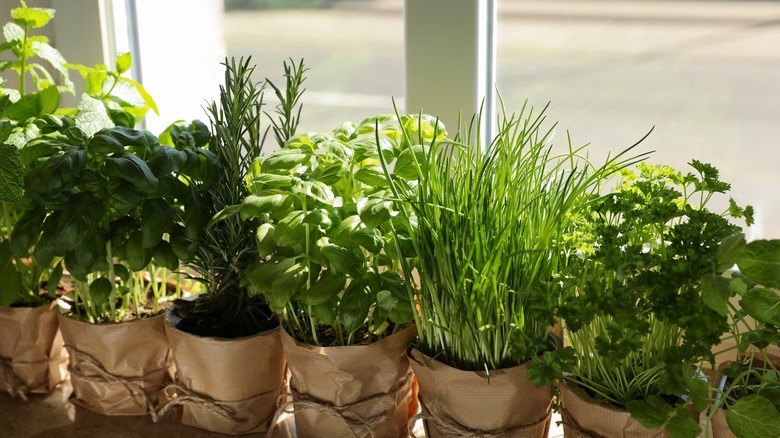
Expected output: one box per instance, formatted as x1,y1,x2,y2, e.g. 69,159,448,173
408,399,552,438
155,382,279,425
557,407,603,438
268,371,415,438
0,357,31,401
65,344,163,418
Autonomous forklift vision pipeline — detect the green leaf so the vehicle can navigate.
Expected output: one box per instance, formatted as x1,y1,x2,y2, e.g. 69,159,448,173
685,375,711,412
300,273,346,306
393,144,428,180
739,288,780,325
262,150,309,173
0,144,24,203
358,197,392,229
701,274,731,316
104,152,159,193
738,239,780,289
88,130,125,154
351,226,384,253
88,277,113,308
107,181,143,215
340,281,372,335
255,223,277,258
0,241,23,306
115,52,132,75
47,262,63,297
274,210,306,248
244,258,298,307
312,297,338,325
153,241,179,270
3,22,24,42
4,93,41,121
125,230,151,272
354,166,388,187
240,194,290,219
74,94,114,137
664,408,701,438
55,192,103,250
727,395,780,438
294,180,334,204
148,145,187,176
140,200,172,248
320,242,362,275
9,208,46,256
11,5,55,28
248,173,293,191
25,149,86,196
626,395,673,429
0,121,12,143
270,261,307,304
37,85,60,115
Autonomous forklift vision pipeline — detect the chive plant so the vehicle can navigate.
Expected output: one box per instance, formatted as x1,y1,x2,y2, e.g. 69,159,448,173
384,99,648,372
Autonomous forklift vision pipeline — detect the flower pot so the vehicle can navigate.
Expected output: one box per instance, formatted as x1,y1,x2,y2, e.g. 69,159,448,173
409,348,553,438
0,301,67,399
161,319,286,435
559,380,674,438
57,311,171,416
274,325,418,438
709,354,780,438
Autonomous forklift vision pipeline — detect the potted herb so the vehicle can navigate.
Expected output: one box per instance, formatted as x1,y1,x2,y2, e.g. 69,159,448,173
383,101,646,437
241,104,438,436
8,37,216,413
0,0,130,400
558,161,753,438
158,57,287,435
706,234,780,438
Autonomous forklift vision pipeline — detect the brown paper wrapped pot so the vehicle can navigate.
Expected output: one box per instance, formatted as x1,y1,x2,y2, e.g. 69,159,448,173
409,349,552,438
0,301,67,398
278,324,418,438
57,312,171,416
163,320,286,435
560,381,681,438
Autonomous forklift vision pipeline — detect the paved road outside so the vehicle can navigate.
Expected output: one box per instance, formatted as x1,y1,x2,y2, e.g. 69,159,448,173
224,0,780,239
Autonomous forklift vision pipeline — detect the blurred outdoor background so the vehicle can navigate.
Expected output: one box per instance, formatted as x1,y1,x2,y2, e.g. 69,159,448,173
221,0,779,239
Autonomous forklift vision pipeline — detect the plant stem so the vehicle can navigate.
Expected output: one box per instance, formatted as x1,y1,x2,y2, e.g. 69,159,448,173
19,25,28,95
106,240,116,321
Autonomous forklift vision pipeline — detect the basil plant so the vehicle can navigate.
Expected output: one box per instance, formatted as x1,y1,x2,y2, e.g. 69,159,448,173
241,113,446,346
10,114,218,323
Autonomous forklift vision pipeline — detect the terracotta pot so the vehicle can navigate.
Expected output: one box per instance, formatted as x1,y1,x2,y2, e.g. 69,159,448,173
0,301,67,399
559,380,684,438
57,312,171,416
162,320,286,435
409,348,552,438
276,325,418,438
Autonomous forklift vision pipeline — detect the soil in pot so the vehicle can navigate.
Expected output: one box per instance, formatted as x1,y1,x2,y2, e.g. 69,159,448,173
409,348,553,438
57,311,171,416
160,296,285,435
273,324,418,438
0,301,68,399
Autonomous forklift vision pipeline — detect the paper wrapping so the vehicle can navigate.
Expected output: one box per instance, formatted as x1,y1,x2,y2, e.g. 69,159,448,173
163,321,286,435
559,381,680,438
0,301,68,398
57,312,171,416
409,348,552,438
278,325,418,438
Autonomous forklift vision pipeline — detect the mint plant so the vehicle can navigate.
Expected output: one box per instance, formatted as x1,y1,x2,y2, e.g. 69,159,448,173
708,234,780,438
559,161,754,438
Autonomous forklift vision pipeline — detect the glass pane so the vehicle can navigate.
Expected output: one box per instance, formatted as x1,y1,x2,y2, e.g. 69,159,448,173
223,0,404,136
496,0,780,238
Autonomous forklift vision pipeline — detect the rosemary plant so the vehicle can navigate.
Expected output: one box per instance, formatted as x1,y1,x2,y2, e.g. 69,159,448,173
384,99,648,372
175,57,306,337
